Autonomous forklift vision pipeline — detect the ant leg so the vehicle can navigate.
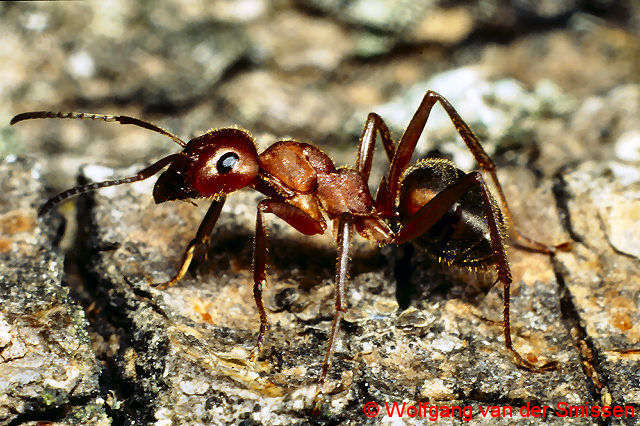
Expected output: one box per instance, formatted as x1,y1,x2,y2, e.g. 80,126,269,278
152,197,226,290
252,204,269,357
394,172,556,372
356,113,395,180
382,91,569,253
320,216,352,387
252,200,326,357
394,172,485,244
355,113,400,213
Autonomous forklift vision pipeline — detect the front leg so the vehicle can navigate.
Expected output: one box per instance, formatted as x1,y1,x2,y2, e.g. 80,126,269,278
251,199,326,357
152,197,226,290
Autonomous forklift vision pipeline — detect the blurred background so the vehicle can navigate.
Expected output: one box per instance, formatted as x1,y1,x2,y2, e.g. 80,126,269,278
1,0,639,195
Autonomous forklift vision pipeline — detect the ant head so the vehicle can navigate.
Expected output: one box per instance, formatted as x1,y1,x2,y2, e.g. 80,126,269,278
10,111,261,213
153,128,259,203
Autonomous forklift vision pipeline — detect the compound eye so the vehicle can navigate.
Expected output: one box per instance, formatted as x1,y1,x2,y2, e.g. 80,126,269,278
216,152,239,174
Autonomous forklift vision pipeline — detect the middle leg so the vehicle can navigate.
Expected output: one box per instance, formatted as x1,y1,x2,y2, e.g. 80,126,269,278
356,112,396,180
319,215,353,387
354,113,401,213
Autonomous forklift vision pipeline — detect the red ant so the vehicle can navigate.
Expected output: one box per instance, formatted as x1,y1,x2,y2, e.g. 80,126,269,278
11,91,570,392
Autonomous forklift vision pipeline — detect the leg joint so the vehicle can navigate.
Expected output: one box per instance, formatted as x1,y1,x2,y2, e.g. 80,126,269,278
425,89,440,99
467,170,484,184
367,112,380,121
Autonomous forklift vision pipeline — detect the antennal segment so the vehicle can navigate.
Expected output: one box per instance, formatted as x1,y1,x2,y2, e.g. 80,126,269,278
10,111,186,147
38,153,182,217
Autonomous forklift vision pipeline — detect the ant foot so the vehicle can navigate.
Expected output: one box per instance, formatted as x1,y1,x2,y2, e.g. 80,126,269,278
249,323,270,361
144,275,165,290
148,279,173,291
521,359,558,373
146,272,183,290
553,241,573,252
510,348,558,373
542,241,573,255
512,234,573,255
311,385,326,416
249,343,262,362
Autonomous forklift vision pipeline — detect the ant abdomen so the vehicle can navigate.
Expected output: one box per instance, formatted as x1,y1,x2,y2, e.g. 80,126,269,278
398,158,504,269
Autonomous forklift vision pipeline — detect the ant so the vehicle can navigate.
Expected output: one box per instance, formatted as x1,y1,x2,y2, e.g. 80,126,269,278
11,90,570,395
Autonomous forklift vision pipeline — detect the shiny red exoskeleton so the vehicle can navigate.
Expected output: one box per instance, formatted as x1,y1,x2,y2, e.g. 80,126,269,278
11,91,570,396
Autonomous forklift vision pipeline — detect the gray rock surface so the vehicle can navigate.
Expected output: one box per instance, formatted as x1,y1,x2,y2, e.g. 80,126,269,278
0,158,106,425
556,161,640,407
